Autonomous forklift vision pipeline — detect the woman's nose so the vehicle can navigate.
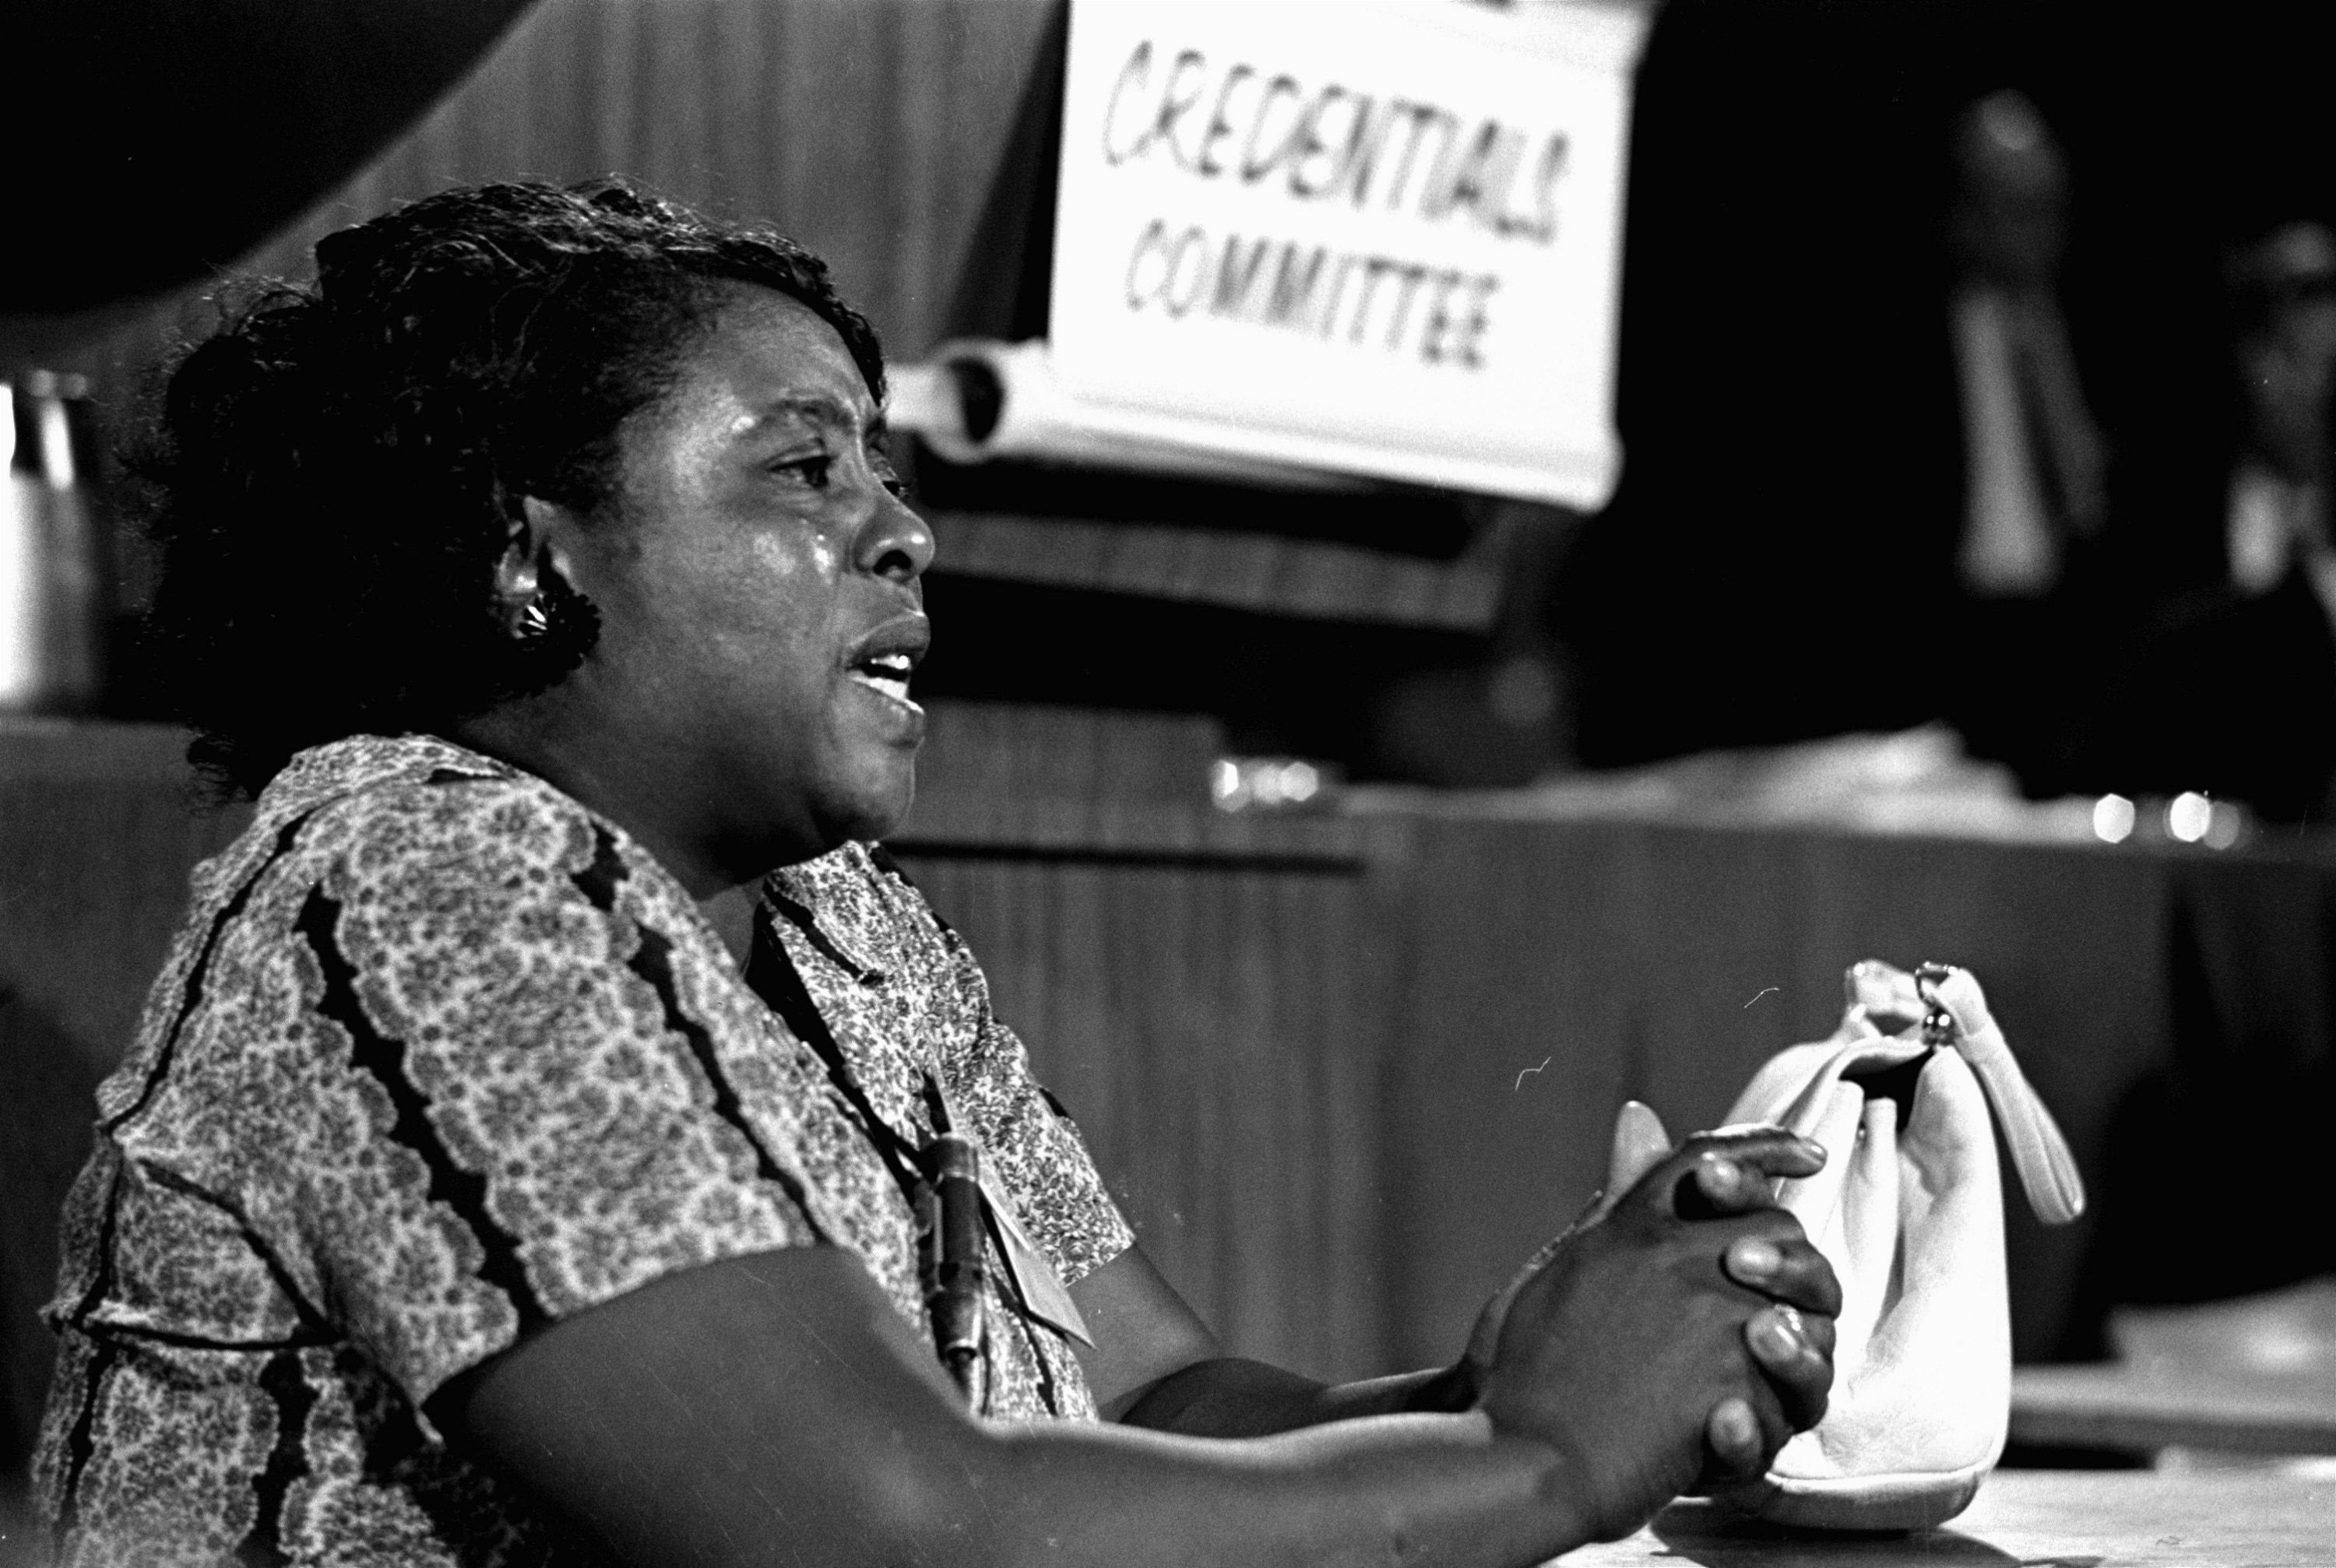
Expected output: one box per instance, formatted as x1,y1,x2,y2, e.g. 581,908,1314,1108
854,486,936,584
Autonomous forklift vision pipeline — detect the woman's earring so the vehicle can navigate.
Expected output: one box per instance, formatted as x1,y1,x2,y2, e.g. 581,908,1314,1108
491,547,600,696
496,559,544,641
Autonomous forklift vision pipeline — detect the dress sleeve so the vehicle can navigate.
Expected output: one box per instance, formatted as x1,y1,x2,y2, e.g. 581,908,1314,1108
935,939,1135,1289
274,777,824,1423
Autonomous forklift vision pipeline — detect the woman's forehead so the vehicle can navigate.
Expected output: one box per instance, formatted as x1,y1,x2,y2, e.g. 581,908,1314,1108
605,287,884,498
725,389,871,440
691,286,874,418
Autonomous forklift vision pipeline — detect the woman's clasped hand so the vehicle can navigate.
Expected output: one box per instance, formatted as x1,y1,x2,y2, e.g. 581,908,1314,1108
1469,1108,1842,1542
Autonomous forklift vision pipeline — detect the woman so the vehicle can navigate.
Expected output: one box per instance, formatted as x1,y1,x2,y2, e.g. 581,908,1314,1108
37,180,1838,1565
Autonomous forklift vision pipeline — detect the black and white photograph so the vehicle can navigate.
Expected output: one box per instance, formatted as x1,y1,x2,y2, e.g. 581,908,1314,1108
3,2,2331,1563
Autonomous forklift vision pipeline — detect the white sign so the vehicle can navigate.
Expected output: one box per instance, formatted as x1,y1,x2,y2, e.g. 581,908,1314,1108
1047,0,1651,507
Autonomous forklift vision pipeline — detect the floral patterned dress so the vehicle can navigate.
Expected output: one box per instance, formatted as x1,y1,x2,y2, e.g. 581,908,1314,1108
34,734,1133,1564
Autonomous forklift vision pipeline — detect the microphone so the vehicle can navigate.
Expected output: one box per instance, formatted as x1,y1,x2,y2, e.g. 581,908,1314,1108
923,1131,987,1401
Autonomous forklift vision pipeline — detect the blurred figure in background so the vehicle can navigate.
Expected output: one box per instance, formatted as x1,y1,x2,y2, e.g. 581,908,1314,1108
1949,90,2109,600
2091,222,2336,821
2225,223,2336,607
1943,90,2114,794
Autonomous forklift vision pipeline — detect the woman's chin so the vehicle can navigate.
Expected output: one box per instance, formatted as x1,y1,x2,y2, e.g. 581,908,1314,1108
823,749,919,846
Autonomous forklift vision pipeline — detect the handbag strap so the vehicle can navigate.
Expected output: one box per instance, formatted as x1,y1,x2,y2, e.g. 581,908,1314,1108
1922,965,2088,1225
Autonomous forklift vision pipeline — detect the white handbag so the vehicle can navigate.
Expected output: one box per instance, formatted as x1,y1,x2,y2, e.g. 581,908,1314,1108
1716,960,2086,1531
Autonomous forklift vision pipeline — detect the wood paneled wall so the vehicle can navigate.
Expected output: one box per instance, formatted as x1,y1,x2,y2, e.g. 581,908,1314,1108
1366,810,2187,1372
0,723,248,1481
893,853,1394,1384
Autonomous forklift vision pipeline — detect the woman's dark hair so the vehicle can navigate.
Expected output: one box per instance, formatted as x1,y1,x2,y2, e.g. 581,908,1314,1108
139,177,886,798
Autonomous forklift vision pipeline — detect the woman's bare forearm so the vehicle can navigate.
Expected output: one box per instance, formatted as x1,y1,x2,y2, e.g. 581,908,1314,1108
449,1250,1599,1568
975,1409,1590,1568
459,1120,1842,1568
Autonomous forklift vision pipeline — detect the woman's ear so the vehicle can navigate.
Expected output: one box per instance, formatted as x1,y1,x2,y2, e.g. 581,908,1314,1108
508,494,592,587
493,496,589,638
516,493,579,543
491,530,540,608
487,496,604,683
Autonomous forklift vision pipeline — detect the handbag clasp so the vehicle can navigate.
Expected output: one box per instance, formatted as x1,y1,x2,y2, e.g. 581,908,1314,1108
1913,962,1960,1049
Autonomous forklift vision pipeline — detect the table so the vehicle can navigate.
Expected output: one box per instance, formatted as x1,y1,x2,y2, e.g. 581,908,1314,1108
1560,1468,2334,1566
2014,1365,2336,1458
2011,1278,2336,1457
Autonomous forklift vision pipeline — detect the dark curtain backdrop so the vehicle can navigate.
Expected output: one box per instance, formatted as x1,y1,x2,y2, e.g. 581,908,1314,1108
7,2,536,319
1559,0,2336,769
5,0,1062,424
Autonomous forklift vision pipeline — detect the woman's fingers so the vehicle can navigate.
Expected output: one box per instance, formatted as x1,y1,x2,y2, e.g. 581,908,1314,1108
1659,1130,1827,1222
1701,1355,1799,1486
1607,1101,1675,1194
1703,1397,1768,1481
1723,1232,1844,1320
1583,1101,1675,1224
1697,1306,1831,1494
1743,1304,1833,1431
1680,1153,1758,1218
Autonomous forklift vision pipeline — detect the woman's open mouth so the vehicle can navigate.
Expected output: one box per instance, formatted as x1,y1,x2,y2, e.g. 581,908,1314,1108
843,614,930,714
849,652,917,708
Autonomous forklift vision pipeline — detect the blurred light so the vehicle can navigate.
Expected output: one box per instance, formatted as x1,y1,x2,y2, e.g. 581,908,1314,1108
2092,793,2135,843
1,380,19,702
2167,791,2212,843
37,392,76,487
1212,756,1334,814
2204,800,2246,851
1975,91,2046,154
1209,758,1246,812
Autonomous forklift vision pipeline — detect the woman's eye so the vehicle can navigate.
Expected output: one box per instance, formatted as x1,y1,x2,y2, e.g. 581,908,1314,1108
778,455,833,488
880,473,912,501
